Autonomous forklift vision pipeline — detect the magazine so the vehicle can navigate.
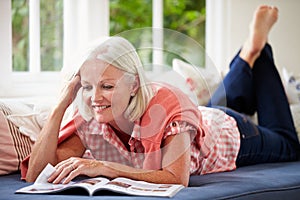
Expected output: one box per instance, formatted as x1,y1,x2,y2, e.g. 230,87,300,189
16,163,184,197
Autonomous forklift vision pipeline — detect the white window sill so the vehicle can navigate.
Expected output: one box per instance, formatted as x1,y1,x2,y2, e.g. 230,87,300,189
1,72,62,99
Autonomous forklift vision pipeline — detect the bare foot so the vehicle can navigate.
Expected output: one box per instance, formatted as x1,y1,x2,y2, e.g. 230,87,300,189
239,5,279,68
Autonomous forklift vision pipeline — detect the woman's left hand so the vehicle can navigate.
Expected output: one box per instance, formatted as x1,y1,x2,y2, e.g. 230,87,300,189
48,157,103,184
57,75,81,110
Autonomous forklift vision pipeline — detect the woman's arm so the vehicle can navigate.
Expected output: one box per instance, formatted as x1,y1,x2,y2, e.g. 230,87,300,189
26,76,85,182
49,132,191,187
104,131,191,186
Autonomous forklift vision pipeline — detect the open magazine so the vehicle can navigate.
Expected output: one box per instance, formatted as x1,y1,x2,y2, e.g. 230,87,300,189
16,163,184,197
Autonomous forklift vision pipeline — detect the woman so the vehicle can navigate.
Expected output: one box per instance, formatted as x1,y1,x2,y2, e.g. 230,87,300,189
24,5,300,187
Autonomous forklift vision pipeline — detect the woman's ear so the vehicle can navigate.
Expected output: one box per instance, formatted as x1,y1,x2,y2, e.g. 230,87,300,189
131,75,140,95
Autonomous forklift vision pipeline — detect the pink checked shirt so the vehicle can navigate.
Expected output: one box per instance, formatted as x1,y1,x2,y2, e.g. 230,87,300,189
76,84,240,175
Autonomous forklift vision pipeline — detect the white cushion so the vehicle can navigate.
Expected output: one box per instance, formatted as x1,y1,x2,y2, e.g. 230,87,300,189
172,58,222,106
290,104,300,140
282,68,300,104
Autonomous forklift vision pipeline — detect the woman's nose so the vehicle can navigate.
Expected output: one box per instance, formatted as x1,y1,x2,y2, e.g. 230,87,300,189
91,87,103,102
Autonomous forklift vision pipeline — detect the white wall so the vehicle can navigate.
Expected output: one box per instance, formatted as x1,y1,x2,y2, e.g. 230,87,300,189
206,0,300,75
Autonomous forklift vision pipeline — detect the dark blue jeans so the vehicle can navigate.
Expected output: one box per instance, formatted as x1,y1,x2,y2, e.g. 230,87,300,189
207,44,300,166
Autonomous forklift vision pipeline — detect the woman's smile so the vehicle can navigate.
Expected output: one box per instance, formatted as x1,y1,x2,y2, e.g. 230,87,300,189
92,104,111,112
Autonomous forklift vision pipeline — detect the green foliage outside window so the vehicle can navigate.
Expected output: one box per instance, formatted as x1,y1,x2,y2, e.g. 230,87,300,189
110,0,206,68
12,0,63,72
164,0,205,47
12,0,205,71
12,0,29,71
40,0,63,71
110,0,205,46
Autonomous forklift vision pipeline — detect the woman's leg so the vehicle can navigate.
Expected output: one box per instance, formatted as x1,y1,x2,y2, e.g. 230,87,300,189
211,43,299,166
207,52,256,115
208,5,300,165
233,44,299,166
208,5,279,115
252,44,298,143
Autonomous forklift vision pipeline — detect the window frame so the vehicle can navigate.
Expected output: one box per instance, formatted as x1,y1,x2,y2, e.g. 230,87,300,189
0,0,109,98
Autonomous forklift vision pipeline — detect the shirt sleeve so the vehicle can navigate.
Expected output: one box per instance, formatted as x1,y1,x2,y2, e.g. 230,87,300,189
164,120,197,139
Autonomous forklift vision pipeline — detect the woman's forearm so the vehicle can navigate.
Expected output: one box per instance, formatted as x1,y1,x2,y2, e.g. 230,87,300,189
26,105,66,182
100,133,191,187
100,142,190,187
101,161,189,187
26,76,81,182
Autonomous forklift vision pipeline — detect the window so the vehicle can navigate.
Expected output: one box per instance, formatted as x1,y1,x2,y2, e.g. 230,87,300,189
1,0,205,98
40,0,63,71
12,0,63,72
110,0,205,45
12,0,29,72
1,0,108,98
110,0,206,69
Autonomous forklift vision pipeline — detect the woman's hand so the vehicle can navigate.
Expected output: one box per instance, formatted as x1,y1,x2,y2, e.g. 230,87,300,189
57,75,81,110
48,157,104,184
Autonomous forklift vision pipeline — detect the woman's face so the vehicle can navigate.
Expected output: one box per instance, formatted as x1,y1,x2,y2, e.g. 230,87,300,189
80,59,137,124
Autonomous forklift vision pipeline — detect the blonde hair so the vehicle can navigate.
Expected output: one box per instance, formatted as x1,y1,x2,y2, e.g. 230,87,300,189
76,36,154,122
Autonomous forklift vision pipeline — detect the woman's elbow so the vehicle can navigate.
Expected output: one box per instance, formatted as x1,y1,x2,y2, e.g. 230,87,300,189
167,170,189,187
179,176,189,187
25,171,38,183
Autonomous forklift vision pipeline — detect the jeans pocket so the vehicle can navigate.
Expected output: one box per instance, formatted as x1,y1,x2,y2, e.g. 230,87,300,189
221,107,259,139
236,115,259,139
213,106,260,139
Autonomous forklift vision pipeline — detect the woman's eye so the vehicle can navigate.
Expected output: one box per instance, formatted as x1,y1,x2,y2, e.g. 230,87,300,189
102,84,114,90
82,85,92,91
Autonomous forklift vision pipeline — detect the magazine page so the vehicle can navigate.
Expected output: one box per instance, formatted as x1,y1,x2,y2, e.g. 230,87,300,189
16,163,110,195
34,163,56,184
20,177,111,195
70,177,110,195
96,177,184,197
16,180,75,194
16,163,75,194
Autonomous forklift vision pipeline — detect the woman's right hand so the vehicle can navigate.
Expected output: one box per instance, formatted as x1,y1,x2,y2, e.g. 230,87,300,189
58,75,82,110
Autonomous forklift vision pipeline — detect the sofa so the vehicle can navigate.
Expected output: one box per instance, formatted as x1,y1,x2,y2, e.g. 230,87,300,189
1,161,300,200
